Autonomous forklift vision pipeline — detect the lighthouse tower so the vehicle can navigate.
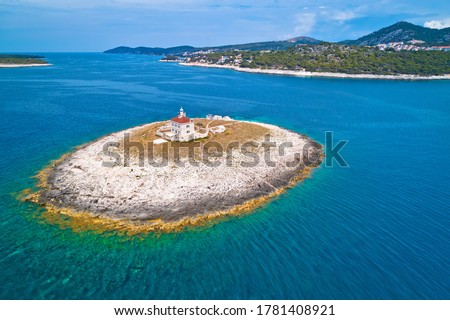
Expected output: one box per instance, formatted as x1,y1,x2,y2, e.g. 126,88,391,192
171,107,194,142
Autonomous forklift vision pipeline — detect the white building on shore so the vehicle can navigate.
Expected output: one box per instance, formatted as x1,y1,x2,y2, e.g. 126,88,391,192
156,108,228,142
156,108,199,142
170,108,194,142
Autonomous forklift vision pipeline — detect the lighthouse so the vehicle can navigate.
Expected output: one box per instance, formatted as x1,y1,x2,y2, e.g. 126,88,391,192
171,107,194,142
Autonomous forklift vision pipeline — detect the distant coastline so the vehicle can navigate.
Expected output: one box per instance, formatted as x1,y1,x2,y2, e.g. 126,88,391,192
180,62,450,80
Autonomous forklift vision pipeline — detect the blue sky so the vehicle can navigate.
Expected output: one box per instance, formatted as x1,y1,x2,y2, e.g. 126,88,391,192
1,0,450,52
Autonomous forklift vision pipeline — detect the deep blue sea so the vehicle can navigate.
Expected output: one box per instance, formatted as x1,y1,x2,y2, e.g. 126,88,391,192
0,53,449,299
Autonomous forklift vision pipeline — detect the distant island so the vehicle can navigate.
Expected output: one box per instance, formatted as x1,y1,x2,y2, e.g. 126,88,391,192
23,108,323,234
105,21,450,79
0,54,50,68
105,36,321,56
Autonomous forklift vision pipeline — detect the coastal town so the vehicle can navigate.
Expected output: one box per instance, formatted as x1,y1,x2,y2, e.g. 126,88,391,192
179,41,450,61
178,41,450,67
177,41,450,78
375,41,450,52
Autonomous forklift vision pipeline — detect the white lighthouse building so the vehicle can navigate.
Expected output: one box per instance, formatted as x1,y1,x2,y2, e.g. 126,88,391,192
170,107,194,142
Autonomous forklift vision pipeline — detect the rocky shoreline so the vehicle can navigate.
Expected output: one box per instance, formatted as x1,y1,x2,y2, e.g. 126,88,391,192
180,62,450,80
25,120,323,233
0,63,52,68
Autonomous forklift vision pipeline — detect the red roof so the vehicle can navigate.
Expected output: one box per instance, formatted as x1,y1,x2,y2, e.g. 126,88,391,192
172,116,191,124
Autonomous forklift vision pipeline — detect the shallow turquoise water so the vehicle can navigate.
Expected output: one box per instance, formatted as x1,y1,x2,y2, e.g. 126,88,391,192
0,53,449,299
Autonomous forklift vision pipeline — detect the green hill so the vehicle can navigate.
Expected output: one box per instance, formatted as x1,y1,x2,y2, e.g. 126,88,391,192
341,21,450,45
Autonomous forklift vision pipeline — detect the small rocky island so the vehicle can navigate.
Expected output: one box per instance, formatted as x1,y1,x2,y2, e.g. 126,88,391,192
25,108,323,233
0,54,50,67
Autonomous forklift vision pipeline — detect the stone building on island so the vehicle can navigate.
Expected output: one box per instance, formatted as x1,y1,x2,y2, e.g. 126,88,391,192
156,107,210,142
170,108,194,142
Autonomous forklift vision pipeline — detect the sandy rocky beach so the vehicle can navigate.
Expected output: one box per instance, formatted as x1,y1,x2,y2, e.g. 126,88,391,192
180,62,450,80
0,63,52,68
28,120,322,232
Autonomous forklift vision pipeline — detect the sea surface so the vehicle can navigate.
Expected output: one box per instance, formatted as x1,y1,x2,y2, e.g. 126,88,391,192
0,53,449,299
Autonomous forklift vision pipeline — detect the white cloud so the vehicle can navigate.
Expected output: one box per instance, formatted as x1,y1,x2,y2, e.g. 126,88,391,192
424,19,450,29
285,5,365,38
292,12,316,36
331,10,359,22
